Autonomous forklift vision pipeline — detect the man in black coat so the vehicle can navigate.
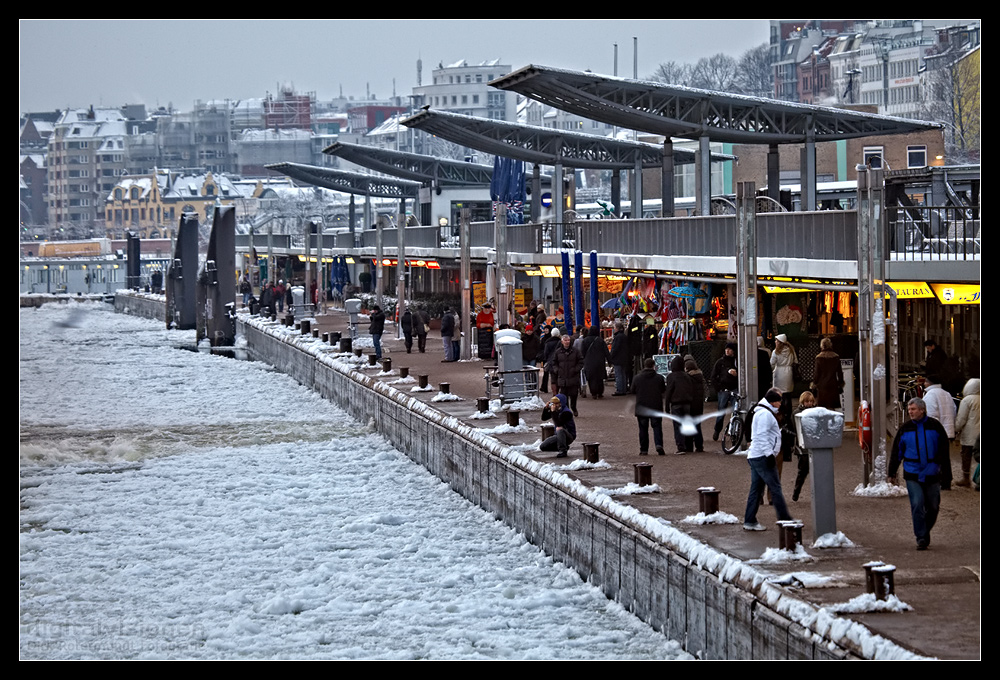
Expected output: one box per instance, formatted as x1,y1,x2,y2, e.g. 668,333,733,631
440,307,456,362
549,333,584,416
632,358,666,455
711,342,739,440
610,322,629,395
663,355,696,453
369,305,386,361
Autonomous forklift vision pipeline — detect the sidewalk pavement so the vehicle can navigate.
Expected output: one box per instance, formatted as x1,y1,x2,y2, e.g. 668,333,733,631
296,308,981,660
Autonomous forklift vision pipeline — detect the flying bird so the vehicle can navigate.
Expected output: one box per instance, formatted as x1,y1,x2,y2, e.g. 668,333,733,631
634,406,733,437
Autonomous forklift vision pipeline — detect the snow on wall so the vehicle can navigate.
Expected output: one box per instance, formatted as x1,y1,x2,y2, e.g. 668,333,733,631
226,306,923,660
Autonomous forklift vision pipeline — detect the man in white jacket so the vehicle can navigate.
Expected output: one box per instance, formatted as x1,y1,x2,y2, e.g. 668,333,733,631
743,388,794,531
923,379,957,439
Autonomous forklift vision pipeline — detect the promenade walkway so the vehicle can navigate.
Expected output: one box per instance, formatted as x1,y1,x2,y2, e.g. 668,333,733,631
283,307,980,660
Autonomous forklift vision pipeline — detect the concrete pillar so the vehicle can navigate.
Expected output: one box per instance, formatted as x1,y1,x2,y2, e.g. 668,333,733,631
697,135,711,216
661,139,674,217
735,182,759,405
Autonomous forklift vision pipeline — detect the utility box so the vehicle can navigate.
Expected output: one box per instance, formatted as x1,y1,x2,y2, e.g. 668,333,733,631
345,299,362,339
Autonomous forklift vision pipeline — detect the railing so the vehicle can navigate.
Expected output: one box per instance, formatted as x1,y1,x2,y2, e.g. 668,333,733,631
887,205,980,261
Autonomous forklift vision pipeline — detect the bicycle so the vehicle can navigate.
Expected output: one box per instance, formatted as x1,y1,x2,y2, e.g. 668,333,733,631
721,392,746,454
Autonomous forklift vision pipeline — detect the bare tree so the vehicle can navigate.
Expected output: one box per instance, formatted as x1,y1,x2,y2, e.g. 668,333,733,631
649,61,694,87
921,47,980,164
735,43,772,98
690,53,740,92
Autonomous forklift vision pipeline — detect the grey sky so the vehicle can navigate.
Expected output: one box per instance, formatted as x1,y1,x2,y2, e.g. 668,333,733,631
19,19,770,113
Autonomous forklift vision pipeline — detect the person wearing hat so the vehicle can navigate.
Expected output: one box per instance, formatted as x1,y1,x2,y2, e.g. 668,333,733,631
540,327,561,393
540,393,576,458
770,334,798,393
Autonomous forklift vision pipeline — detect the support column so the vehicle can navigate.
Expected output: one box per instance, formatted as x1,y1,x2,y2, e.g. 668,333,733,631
495,206,510,327
735,181,759,405
697,135,711,216
801,129,817,211
611,170,622,218
531,164,541,223
554,162,564,249
633,152,643,217
661,139,674,217
460,208,472,360
767,144,780,205
396,209,406,339
375,214,384,311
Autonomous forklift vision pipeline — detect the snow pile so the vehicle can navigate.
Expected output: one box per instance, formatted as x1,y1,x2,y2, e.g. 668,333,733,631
750,545,815,564
828,594,912,614
812,532,856,549
476,421,532,435
387,376,416,385
493,395,546,412
375,369,395,377
594,483,660,496
410,385,435,393
852,481,907,498
468,411,496,420
769,572,838,589
681,511,740,525
551,459,612,471
431,392,463,402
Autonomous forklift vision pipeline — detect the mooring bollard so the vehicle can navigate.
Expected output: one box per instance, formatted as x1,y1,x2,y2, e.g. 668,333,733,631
354,348,363,357
779,521,804,551
312,328,319,338
439,382,450,394
863,561,886,594
322,332,330,343
418,374,428,389
634,462,652,486
400,367,409,379
477,397,490,413
300,319,311,335
329,331,341,346
872,564,896,600
583,442,600,463
697,486,720,515
368,354,378,366
506,410,520,427
340,338,352,353
541,424,555,440
382,358,392,372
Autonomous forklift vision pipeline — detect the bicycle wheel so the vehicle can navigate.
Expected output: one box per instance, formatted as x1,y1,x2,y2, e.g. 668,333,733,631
722,413,744,454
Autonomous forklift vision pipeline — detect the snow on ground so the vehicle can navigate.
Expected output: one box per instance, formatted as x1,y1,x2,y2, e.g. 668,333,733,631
594,483,661,496
852,481,908,497
812,532,856,549
681,511,740,525
827,594,912,614
19,304,691,660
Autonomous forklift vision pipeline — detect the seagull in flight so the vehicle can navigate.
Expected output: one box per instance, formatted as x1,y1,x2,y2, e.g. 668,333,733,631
635,405,733,437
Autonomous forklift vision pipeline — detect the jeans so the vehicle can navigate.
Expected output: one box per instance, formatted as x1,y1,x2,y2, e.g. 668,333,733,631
540,428,575,454
372,333,382,360
716,389,735,435
744,455,792,524
614,365,627,394
669,403,692,451
905,479,941,545
442,336,453,361
637,415,663,452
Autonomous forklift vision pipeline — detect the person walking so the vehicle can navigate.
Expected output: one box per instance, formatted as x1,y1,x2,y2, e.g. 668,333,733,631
549,333,584,416
632,358,666,455
889,397,951,550
811,337,844,409
369,305,385,361
415,305,430,353
954,378,980,488
581,326,611,399
400,306,414,353
440,306,455,362
540,327,561,393
610,322,629,396
790,390,817,501
742,388,793,531
685,355,707,452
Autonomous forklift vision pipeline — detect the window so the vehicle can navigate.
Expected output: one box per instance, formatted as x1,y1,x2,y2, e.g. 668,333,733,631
907,145,927,168
863,146,884,169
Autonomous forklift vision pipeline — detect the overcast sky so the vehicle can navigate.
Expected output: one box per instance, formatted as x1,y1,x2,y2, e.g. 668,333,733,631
19,19,771,113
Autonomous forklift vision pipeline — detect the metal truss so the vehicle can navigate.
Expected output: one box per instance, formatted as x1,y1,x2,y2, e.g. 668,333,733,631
265,162,420,198
401,108,733,169
490,65,941,144
323,141,494,186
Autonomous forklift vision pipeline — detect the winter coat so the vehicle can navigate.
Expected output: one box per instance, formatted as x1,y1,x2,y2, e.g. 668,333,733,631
416,309,430,335
685,359,706,416
609,329,628,367
541,393,577,439
549,344,584,388
440,311,455,338
663,356,695,407
711,352,738,392
923,383,957,438
889,415,950,483
770,344,798,392
581,329,610,373
400,310,413,334
955,378,981,447
369,309,385,335
812,350,844,409
631,367,666,415
746,398,781,460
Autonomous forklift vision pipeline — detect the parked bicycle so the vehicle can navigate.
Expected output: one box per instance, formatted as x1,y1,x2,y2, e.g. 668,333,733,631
721,392,746,454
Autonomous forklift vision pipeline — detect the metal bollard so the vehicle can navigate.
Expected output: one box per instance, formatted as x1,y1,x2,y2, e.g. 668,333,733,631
329,331,341,346
439,382,450,394
354,348,363,357
872,564,896,600
477,397,490,413
863,561,886,594
541,424,555,440
506,410,520,427
368,353,378,366
300,319,311,335
339,338,352,353
382,358,392,372
777,520,803,551
322,332,329,343
583,442,600,463
312,328,319,338
400,367,409,379
698,486,720,515
418,375,428,389
634,463,652,486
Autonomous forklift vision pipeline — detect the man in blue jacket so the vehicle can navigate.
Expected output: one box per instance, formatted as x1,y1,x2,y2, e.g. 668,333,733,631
889,397,951,550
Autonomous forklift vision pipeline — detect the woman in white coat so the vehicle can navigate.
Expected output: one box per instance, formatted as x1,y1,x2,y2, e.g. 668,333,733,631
770,334,798,392
954,378,980,487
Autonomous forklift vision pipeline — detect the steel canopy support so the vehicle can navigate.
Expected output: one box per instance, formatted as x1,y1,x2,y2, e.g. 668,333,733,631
397,209,406,338
611,171,621,217
460,208,472,361
554,162,564,247
736,182,759,406
697,136,711,215
767,144,780,206
495,207,510,327
632,151,643,217
531,164,541,223
661,139,674,217
802,128,817,211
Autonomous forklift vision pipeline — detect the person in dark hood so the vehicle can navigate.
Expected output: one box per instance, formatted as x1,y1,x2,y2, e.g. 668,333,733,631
540,393,576,458
663,355,696,453
610,322,629,395
369,305,385,361
711,342,738,440
581,326,611,399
